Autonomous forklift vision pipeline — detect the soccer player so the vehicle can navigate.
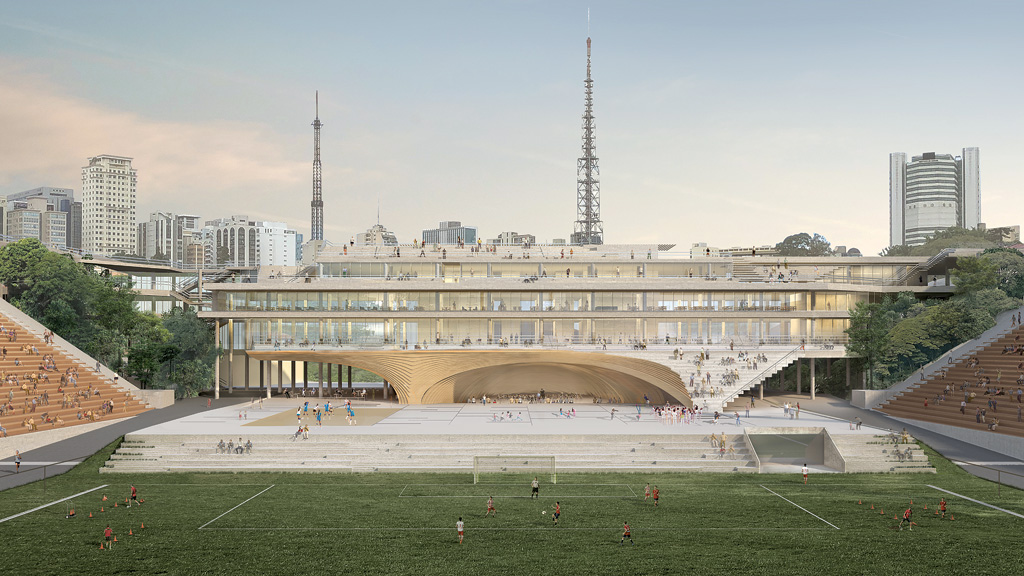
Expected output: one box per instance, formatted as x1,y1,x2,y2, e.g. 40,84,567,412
940,498,947,519
486,496,496,517
652,486,660,507
552,502,560,525
620,521,634,545
899,507,913,531
456,517,464,544
104,525,113,549
643,483,651,502
14,450,21,473
802,463,808,484
531,477,539,499
130,484,140,507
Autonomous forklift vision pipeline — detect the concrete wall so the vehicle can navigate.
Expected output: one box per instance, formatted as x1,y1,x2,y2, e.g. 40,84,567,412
0,418,125,460
822,429,847,473
137,389,175,409
852,389,899,409
890,416,1024,461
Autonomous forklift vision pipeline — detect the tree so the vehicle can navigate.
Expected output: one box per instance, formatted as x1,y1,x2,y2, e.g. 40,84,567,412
163,307,217,397
774,233,834,257
879,244,913,257
845,301,897,388
981,248,1024,299
952,256,998,295
216,246,231,266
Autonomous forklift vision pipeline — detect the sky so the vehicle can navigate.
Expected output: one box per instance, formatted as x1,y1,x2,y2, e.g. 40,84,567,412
1,0,1022,255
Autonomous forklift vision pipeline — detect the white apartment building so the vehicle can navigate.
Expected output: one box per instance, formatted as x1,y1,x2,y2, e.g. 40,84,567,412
81,155,137,255
203,215,297,267
5,197,68,248
137,212,202,263
889,148,980,247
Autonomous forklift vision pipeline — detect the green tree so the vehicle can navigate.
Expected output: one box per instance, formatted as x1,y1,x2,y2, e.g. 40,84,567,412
879,244,913,257
774,233,834,257
163,307,218,397
845,301,897,388
951,256,998,294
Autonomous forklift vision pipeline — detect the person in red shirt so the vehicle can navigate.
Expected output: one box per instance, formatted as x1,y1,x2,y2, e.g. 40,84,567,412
104,525,113,549
652,486,660,507
130,484,140,507
899,507,913,531
552,502,561,525
940,498,947,519
485,496,495,517
643,483,651,501
620,521,634,545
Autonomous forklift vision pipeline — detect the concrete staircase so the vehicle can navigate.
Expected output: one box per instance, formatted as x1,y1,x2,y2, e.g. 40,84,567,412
101,433,759,474
829,435,935,473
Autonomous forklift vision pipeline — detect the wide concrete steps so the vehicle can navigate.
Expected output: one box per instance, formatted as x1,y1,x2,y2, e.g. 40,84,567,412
829,436,935,474
101,434,758,474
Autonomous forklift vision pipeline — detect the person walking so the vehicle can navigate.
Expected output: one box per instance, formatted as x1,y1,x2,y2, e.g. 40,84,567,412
14,450,22,473
802,463,809,484
531,477,539,499
456,517,465,544
620,521,634,545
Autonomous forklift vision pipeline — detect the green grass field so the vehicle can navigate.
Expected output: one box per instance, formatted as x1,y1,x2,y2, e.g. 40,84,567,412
1,440,1021,575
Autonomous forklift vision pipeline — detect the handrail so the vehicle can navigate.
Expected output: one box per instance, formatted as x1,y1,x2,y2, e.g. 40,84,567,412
718,346,802,407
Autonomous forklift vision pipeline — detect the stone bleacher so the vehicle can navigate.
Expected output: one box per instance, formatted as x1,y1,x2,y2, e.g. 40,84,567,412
0,310,150,438
101,433,758,474
828,435,935,474
879,325,1024,438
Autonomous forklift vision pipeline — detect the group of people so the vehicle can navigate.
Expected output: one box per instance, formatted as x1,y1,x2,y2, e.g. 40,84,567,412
216,437,253,454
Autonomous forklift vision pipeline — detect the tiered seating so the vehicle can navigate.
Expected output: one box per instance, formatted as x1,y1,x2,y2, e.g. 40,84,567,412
0,312,150,438
829,435,935,474
880,325,1024,438
102,433,759,474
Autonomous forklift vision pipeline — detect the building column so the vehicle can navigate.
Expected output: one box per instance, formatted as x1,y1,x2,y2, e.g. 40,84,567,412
259,360,265,393
278,361,283,394
318,362,323,399
214,320,221,400
810,358,816,400
227,321,233,395
759,381,764,400
348,365,352,389
303,361,308,393
265,361,272,399
244,354,250,391
796,359,802,394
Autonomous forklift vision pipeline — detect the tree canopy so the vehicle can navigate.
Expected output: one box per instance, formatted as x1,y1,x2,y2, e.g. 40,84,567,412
773,233,834,256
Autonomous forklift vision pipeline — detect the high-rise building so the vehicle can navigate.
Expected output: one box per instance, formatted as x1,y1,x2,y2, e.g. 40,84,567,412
202,215,297,267
6,187,82,250
889,148,980,247
137,212,202,263
488,231,536,246
422,221,477,245
81,155,137,255
5,197,68,248
357,223,398,247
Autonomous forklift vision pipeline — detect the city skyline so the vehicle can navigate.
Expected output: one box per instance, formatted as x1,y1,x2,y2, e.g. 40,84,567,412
1,1,1023,254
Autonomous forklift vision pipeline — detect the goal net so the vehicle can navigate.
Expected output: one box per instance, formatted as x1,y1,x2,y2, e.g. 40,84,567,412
473,456,556,485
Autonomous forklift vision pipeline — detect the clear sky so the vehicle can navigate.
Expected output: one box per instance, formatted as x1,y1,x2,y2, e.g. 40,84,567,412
1,0,1021,254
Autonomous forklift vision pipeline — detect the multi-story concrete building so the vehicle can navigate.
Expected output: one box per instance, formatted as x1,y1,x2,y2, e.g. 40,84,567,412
81,155,137,255
357,223,398,247
203,215,297,267
890,148,980,247
489,231,536,246
200,244,964,402
422,221,477,245
6,187,82,249
137,212,202,263
5,197,68,248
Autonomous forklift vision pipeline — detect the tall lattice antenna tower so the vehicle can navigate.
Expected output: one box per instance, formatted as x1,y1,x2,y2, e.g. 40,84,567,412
572,34,603,245
311,91,324,241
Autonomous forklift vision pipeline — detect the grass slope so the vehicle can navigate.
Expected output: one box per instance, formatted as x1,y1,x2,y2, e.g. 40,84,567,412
0,441,1020,576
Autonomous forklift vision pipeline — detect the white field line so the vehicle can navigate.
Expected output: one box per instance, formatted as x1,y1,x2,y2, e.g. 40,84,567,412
198,485,275,530
0,485,108,524
399,495,631,499
399,483,634,498
927,485,1024,519
198,526,828,532
759,485,840,530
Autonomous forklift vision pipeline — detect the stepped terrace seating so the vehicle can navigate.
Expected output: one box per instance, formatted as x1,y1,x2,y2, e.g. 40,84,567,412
102,433,758,474
0,312,150,438
880,325,1024,438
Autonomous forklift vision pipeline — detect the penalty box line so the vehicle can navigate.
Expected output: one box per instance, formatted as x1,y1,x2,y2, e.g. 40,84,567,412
760,485,840,530
928,485,1024,519
399,483,636,498
198,485,275,530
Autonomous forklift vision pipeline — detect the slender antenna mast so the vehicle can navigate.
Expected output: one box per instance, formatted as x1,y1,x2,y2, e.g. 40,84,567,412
572,18,603,246
311,91,324,241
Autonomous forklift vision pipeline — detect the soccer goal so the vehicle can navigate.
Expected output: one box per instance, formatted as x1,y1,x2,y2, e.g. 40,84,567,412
473,456,556,485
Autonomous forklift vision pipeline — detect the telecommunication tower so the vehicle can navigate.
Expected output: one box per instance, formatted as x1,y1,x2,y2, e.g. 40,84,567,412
571,35,603,246
311,91,324,241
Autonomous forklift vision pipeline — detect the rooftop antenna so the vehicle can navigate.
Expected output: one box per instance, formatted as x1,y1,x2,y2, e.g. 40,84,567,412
377,195,381,226
311,91,324,241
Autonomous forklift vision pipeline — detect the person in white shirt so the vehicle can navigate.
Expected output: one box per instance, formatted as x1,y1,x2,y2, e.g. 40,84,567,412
456,517,465,544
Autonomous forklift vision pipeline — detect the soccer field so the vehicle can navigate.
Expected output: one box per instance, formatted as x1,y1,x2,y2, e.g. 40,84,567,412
0,440,1020,576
